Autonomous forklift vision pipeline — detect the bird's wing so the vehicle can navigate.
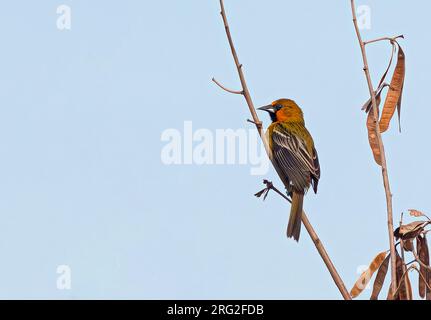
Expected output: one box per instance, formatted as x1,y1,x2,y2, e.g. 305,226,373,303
271,124,320,192
311,147,320,193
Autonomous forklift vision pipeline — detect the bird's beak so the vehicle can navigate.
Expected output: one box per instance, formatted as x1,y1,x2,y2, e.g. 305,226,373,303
258,104,275,114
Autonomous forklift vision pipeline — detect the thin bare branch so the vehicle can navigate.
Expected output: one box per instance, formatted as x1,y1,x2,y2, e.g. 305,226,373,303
351,0,398,294
212,78,243,95
257,180,353,300
247,119,263,128
364,34,404,45
215,0,351,300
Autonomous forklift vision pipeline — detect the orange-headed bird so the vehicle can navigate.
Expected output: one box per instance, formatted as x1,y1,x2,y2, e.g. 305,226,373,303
258,99,320,241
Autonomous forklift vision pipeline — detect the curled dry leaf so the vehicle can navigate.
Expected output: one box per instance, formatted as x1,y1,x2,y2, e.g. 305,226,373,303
361,41,405,166
363,83,389,166
394,221,429,240
370,253,390,300
409,209,425,218
366,101,382,166
380,43,406,133
350,251,387,299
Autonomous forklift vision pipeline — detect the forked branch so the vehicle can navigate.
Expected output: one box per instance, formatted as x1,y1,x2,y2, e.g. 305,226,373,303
212,78,243,95
213,0,351,300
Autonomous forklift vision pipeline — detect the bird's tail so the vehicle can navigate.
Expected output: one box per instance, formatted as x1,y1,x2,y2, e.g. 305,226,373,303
287,192,304,242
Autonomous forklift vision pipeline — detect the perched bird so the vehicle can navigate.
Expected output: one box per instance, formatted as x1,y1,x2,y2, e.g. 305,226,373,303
258,99,320,241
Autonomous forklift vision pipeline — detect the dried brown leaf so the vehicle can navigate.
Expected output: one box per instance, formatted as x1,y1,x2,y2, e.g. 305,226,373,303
350,251,387,298
417,235,430,299
402,239,414,252
409,209,425,218
362,83,389,166
379,44,406,133
404,268,413,300
395,250,412,300
370,253,390,300
366,107,382,166
394,221,429,240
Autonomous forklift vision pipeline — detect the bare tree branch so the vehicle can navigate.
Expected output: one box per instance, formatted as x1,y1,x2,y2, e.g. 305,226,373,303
364,35,404,45
212,78,243,95
213,0,351,300
350,0,398,294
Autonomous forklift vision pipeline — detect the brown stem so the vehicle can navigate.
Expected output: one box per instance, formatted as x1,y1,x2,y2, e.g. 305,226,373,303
364,35,404,45
212,78,243,95
262,181,351,299
213,0,351,300
350,0,398,294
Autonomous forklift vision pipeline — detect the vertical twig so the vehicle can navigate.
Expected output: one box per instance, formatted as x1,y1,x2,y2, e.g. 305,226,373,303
214,0,351,300
350,0,397,294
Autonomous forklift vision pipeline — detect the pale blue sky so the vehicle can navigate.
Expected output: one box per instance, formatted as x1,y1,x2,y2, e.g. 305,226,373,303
0,0,429,299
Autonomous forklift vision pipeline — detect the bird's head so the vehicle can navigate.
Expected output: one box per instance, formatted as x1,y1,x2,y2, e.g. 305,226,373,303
258,99,304,123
